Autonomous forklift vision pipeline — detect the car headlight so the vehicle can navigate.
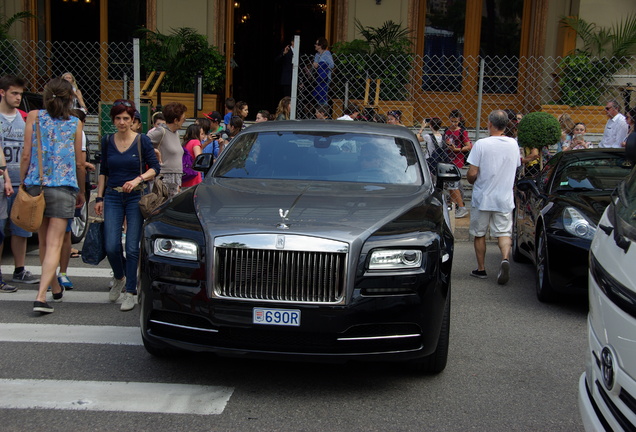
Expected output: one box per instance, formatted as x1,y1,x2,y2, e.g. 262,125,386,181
153,238,198,261
562,207,596,240
368,249,422,270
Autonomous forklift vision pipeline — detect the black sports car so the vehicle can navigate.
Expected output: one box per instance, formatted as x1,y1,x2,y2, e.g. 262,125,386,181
513,148,631,302
139,120,461,373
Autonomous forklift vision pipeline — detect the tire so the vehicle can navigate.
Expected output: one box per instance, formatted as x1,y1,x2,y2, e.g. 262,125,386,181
512,211,528,263
535,228,556,303
70,194,89,244
142,334,183,358
408,291,450,374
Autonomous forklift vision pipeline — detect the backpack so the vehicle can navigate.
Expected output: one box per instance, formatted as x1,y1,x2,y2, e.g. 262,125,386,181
426,133,451,174
182,149,199,182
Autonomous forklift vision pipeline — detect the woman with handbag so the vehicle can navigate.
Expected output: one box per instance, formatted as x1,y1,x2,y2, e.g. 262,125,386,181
20,77,86,314
94,99,160,312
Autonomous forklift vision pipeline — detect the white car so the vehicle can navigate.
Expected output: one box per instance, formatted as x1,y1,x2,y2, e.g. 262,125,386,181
578,135,636,431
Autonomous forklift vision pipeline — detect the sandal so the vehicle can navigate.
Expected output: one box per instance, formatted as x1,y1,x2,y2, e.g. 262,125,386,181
70,249,81,258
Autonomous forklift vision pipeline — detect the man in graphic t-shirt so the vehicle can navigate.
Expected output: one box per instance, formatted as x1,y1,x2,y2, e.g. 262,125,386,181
0,75,41,293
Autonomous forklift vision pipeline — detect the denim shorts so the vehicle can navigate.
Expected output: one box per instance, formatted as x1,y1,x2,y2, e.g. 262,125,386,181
26,185,77,219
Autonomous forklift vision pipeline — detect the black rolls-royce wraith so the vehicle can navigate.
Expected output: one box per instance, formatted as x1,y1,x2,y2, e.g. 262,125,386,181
139,120,461,373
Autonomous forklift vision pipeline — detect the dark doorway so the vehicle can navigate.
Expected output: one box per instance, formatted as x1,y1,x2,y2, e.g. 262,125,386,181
48,0,145,112
50,0,100,42
231,0,327,119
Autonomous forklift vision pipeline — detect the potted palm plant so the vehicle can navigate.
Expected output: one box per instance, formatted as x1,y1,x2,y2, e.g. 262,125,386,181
558,14,636,106
0,11,37,77
543,14,636,132
331,20,415,124
137,27,225,113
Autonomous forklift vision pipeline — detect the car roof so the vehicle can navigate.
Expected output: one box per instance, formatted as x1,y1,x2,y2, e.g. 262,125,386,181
239,120,417,140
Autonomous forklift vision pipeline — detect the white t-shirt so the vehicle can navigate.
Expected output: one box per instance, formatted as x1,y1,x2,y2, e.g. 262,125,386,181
466,135,521,212
599,113,629,148
422,133,443,158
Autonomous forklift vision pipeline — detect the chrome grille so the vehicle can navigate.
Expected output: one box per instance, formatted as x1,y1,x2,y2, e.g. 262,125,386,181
215,247,346,304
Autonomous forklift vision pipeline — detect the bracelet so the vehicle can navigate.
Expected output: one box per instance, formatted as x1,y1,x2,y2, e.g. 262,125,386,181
137,175,144,183
95,197,104,203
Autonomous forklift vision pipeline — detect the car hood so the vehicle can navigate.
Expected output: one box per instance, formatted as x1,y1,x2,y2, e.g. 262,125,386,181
553,190,612,224
192,178,438,242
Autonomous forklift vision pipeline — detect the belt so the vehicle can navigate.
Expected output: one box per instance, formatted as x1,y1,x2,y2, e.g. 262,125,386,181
110,184,144,193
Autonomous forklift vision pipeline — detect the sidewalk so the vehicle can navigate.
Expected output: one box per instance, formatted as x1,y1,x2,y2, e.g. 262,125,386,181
453,212,471,242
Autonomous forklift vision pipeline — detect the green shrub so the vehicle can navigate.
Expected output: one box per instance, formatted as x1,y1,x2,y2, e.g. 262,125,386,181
517,112,561,149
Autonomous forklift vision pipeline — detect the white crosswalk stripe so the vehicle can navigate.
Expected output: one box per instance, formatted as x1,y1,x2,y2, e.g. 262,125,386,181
1,265,113,278
0,265,235,416
2,291,117,303
0,379,233,415
0,323,142,345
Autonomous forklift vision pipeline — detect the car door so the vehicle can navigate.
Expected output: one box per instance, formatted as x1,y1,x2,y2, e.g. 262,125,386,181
518,155,561,259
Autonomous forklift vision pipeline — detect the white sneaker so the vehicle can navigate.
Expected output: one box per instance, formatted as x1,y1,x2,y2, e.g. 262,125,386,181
109,277,125,302
455,206,469,218
120,292,136,311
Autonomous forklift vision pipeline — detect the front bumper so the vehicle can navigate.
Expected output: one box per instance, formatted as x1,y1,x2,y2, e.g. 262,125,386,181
139,264,448,362
546,233,590,292
578,275,636,431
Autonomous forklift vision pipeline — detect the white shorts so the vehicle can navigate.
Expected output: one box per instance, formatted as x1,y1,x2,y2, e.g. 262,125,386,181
469,207,513,238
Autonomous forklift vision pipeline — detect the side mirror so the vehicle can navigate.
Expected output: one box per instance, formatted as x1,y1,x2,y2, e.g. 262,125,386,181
435,162,461,189
516,178,540,195
193,153,213,172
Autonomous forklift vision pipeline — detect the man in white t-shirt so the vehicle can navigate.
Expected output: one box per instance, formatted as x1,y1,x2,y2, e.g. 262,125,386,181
466,110,521,285
337,105,359,121
599,100,629,148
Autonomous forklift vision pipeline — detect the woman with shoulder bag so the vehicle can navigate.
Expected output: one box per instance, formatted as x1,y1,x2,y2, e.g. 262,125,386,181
20,77,86,314
94,99,160,312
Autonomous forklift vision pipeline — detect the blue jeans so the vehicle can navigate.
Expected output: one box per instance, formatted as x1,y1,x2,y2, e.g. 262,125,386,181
104,189,143,294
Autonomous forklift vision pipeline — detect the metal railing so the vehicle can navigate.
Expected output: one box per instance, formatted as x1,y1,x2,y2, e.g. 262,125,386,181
293,53,636,141
2,39,635,143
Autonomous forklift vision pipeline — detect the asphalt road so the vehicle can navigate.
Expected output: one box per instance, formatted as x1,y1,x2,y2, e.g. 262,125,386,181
0,240,587,431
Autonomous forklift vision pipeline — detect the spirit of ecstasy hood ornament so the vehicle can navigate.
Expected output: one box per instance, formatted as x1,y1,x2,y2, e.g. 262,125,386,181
277,209,290,229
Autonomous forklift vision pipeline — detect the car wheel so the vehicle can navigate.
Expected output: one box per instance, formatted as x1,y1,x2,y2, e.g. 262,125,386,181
408,291,450,374
535,228,556,303
511,211,528,263
142,335,183,358
70,197,89,244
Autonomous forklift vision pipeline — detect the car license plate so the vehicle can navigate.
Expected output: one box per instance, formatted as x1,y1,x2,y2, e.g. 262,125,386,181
253,308,301,326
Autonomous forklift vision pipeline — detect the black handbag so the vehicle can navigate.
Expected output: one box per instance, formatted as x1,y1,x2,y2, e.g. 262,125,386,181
81,218,106,265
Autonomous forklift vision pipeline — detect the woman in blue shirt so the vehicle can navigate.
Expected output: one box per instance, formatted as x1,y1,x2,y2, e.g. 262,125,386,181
94,99,160,312
20,77,86,314
312,37,335,106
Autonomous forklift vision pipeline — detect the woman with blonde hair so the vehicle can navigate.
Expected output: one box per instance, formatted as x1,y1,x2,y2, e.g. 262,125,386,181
275,96,291,120
21,77,86,314
557,113,576,151
61,72,87,113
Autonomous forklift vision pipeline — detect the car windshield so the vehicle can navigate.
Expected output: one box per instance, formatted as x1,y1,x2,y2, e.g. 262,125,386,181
213,131,423,185
556,156,632,191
